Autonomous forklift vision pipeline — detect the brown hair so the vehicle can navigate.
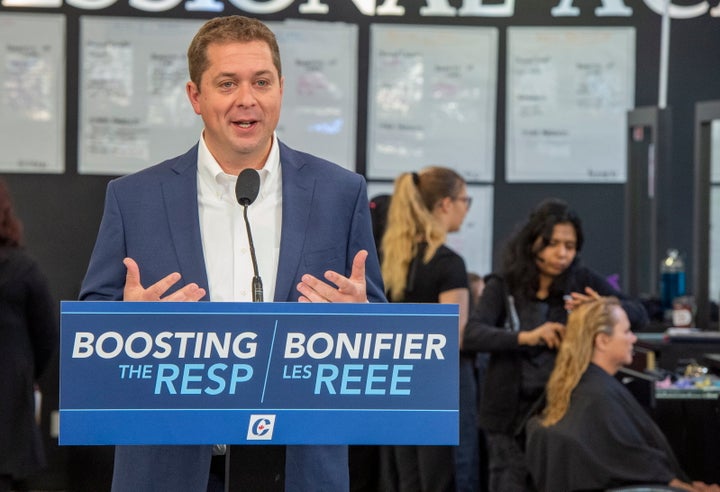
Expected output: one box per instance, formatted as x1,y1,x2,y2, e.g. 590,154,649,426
541,297,621,426
187,15,282,87
0,178,23,248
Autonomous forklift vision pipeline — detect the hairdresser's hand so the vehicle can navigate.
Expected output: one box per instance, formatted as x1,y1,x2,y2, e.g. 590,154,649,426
669,479,720,491
691,481,720,492
297,250,368,303
518,322,565,349
564,286,601,312
123,257,206,302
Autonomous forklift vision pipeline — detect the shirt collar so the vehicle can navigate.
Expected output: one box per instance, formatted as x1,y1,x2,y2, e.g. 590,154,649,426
258,133,281,200
197,132,281,201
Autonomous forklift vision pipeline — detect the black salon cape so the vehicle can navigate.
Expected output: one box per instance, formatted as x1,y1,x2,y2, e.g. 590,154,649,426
526,363,687,492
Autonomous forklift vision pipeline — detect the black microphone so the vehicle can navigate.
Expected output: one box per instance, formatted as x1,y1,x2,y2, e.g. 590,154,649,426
234,168,263,302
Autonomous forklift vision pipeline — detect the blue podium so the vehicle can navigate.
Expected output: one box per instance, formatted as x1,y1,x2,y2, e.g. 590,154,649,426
60,301,459,447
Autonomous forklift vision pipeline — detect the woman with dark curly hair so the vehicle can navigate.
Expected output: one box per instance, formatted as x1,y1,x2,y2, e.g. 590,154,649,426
0,178,57,492
463,198,648,492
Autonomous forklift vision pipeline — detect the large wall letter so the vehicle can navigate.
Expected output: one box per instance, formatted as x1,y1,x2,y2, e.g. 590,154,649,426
711,1,720,16
300,0,394,15
131,0,182,12
376,0,404,15
551,0,632,16
227,0,293,14
66,0,116,9
185,0,224,12
459,0,515,17
420,0,456,16
643,0,709,19
298,0,328,13
1,0,61,7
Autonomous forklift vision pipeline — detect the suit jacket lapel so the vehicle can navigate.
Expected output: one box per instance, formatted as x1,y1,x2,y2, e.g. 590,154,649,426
162,145,210,298
275,142,315,302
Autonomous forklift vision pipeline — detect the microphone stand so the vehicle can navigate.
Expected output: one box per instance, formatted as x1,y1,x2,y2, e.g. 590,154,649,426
235,168,264,303
227,169,268,492
240,203,263,302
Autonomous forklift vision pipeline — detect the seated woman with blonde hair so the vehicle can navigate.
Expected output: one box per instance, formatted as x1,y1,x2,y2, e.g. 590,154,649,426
526,297,719,492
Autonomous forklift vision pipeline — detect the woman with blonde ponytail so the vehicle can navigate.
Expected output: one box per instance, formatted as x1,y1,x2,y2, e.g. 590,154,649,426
527,297,719,492
381,169,457,302
380,167,472,492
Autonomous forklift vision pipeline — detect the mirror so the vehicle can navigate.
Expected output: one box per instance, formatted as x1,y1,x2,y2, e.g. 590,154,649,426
626,123,656,297
625,107,671,301
709,120,720,325
692,101,720,329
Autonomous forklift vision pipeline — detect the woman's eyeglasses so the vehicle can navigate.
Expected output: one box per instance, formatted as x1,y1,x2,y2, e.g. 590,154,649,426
453,196,473,209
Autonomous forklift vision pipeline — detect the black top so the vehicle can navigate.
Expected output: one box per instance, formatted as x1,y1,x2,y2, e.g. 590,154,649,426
393,243,468,303
463,265,649,434
526,363,685,491
0,247,58,479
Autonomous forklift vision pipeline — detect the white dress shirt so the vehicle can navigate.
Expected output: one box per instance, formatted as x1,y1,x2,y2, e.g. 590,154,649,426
197,134,282,302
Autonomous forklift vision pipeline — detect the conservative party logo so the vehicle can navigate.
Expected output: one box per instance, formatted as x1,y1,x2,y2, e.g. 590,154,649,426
247,414,276,440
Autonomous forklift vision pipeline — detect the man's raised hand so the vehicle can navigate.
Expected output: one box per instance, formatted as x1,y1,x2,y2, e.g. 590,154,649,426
123,257,205,302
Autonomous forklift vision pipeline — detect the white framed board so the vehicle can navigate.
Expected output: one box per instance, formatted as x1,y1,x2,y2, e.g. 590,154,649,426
0,13,65,174
506,27,636,183
367,24,498,182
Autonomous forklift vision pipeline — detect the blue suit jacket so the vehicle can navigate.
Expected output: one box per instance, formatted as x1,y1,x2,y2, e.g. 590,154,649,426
80,141,385,492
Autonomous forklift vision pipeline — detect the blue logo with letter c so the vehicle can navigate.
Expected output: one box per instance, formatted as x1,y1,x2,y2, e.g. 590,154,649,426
251,418,272,437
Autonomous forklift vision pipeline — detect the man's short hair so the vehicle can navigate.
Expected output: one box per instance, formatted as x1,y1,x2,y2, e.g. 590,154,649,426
187,15,282,86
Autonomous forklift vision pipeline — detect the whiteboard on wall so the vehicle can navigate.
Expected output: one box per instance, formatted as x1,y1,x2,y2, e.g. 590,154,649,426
78,16,204,175
367,25,498,182
0,13,65,174
272,20,358,171
367,181,494,277
506,27,635,183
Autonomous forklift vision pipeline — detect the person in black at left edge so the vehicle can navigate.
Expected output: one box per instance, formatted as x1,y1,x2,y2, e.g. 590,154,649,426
0,178,58,492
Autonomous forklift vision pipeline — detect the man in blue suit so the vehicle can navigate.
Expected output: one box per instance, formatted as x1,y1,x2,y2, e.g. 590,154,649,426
79,15,385,492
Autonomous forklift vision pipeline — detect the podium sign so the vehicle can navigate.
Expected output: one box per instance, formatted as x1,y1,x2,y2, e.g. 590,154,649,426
60,301,458,445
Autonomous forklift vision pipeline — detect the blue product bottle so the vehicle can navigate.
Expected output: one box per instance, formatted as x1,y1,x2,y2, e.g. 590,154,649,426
660,249,686,310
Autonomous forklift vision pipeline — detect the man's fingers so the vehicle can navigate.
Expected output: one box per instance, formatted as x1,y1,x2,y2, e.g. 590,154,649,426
123,257,141,288
123,258,203,302
297,275,332,302
162,283,206,302
325,250,367,300
324,269,358,296
349,250,368,282
295,251,369,303
145,272,182,300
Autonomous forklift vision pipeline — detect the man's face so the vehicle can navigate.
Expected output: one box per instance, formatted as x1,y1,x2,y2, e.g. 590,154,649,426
186,40,283,173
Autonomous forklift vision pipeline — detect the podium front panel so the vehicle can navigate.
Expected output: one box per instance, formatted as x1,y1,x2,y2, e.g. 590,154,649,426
60,301,459,446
